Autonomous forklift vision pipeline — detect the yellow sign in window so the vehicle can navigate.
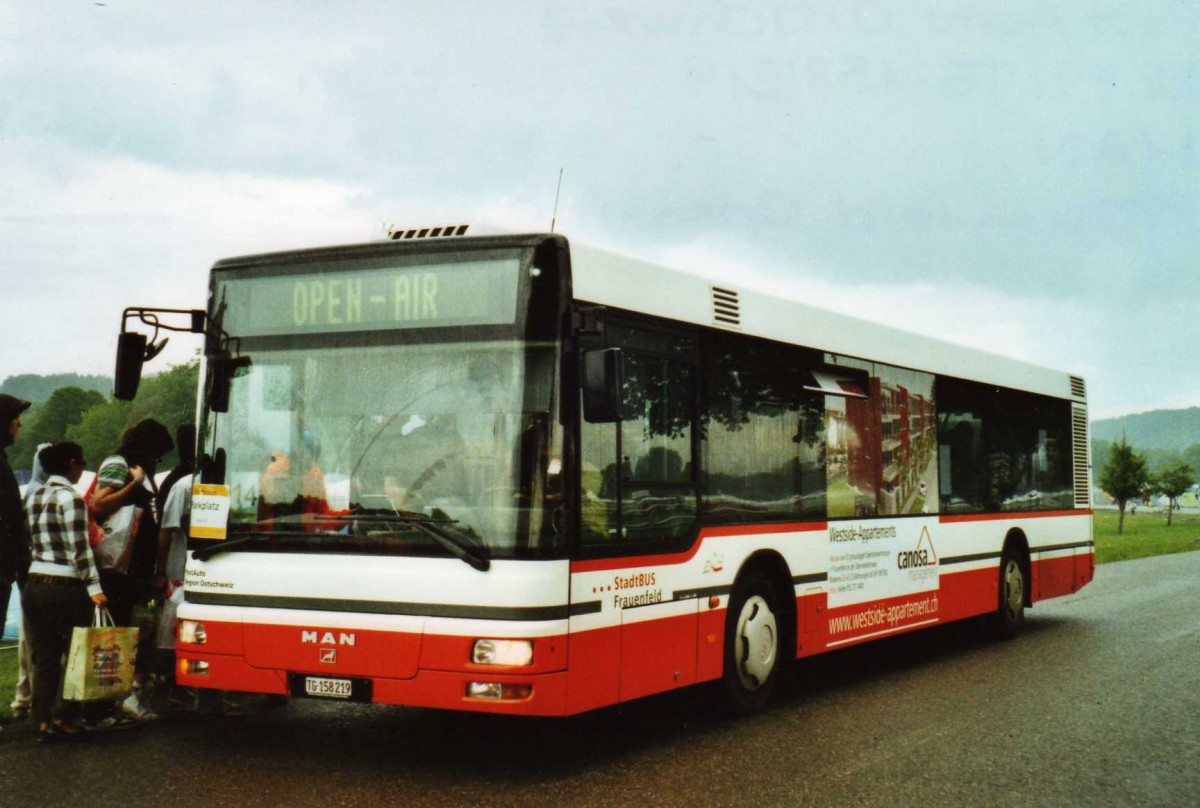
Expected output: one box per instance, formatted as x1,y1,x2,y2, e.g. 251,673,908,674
190,484,231,540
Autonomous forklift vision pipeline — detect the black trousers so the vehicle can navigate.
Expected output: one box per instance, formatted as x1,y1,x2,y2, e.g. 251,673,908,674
0,580,11,640
100,570,135,626
22,578,94,726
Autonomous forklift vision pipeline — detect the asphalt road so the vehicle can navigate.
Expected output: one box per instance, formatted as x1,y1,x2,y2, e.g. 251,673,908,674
1,552,1196,808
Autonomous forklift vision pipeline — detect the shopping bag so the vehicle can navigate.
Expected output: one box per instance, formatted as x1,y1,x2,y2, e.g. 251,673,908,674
92,504,141,573
62,607,139,702
158,587,185,650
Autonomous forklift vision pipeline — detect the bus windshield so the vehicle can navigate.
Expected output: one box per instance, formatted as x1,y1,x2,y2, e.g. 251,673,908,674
196,243,565,561
199,339,563,561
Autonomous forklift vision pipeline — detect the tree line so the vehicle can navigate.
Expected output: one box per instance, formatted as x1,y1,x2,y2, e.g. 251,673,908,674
1097,437,1196,534
0,372,111,405
7,362,199,477
1091,407,1200,450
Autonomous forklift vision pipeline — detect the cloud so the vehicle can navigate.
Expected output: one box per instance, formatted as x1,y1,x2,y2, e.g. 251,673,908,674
0,139,374,378
3,3,1198,418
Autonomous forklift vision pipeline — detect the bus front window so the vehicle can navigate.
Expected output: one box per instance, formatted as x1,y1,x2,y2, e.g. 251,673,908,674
200,339,562,560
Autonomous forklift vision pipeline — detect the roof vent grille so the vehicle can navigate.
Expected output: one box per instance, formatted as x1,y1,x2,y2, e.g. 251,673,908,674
712,286,741,327
388,224,470,240
1070,376,1087,398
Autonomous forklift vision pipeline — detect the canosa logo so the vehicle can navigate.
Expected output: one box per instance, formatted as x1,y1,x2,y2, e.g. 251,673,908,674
897,526,938,569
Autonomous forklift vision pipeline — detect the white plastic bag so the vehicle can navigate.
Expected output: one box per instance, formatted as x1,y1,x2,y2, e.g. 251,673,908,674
92,504,141,573
158,587,185,650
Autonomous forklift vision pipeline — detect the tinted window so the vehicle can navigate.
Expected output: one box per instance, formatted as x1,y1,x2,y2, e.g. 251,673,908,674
580,324,697,547
936,378,1074,514
701,334,824,523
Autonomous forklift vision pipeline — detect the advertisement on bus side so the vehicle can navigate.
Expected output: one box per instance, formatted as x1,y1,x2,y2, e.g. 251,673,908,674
827,518,940,609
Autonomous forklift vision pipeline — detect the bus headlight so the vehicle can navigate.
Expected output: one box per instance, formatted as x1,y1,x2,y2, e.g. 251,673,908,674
178,620,207,645
471,639,533,666
179,658,209,676
466,682,533,701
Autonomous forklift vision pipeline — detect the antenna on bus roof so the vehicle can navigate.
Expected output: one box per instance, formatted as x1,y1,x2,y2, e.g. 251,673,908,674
550,168,564,233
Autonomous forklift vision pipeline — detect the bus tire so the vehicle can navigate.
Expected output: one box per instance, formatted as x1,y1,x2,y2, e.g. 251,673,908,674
721,574,781,715
987,547,1026,640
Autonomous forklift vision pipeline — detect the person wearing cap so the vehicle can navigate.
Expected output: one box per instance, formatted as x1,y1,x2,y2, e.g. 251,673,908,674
0,393,32,646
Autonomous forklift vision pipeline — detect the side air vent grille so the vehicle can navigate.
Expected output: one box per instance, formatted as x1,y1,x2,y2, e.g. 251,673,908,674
1072,405,1090,507
389,224,470,240
712,286,741,327
1070,376,1087,399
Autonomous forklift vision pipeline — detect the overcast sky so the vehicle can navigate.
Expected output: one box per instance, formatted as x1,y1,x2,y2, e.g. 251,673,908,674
2,2,1196,419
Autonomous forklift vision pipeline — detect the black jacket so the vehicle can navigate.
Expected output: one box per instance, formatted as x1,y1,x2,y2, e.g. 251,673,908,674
0,394,31,582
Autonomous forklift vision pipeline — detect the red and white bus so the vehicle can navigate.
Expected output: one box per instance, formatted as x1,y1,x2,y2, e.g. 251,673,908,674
145,227,1091,715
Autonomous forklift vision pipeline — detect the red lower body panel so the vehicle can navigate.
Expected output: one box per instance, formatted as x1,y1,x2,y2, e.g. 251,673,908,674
178,551,1096,716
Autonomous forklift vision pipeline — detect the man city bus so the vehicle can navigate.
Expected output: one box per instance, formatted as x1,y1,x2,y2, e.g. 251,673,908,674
114,225,1093,716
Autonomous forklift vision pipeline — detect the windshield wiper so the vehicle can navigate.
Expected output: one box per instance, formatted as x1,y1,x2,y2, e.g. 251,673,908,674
194,515,491,572
348,512,490,572
191,530,345,561
407,518,491,572
353,514,489,571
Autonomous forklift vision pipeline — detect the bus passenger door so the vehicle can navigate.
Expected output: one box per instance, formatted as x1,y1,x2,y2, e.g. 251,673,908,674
577,318,701,704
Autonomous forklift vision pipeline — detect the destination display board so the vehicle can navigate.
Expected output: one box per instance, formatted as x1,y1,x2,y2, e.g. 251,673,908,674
216,257,521,337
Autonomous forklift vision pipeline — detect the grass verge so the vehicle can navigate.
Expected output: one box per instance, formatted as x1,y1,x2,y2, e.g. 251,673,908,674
0,648,24,740
1093,510,1200,563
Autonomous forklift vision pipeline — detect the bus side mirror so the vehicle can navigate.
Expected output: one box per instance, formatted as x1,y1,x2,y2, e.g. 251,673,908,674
114,332,147,401
582,348,624,423
113,308,206,401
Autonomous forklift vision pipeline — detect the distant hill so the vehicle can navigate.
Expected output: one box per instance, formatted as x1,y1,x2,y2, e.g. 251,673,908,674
0,373,112,404
1092,408,1200,450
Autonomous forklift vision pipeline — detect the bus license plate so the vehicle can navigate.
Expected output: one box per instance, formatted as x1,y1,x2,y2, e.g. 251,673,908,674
304,676,353,699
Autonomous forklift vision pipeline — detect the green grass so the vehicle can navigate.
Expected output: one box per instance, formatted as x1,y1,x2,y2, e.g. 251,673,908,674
1093,509,1200,563
0,647,24,740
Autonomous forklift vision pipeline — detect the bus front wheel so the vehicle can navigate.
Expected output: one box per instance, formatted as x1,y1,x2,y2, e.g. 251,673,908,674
987,548,1026,640
721,574,781,715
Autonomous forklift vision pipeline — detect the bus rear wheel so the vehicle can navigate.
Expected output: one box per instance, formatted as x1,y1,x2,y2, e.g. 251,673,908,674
721,574,781,715
987,548,1026,640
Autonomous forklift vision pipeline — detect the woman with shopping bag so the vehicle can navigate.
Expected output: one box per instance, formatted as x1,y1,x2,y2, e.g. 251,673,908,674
87,419,173,721
22,442,108,744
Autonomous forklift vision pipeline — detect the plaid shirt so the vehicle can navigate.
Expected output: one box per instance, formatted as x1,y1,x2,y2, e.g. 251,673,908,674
26,475,102,596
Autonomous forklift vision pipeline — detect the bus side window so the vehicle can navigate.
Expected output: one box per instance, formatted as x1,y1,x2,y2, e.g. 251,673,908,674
618,351,695,543
580,402,619,544
700,334,825,523
579,325,697,547
936,378,987,514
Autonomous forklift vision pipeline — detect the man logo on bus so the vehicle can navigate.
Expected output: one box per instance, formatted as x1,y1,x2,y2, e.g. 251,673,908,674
301,630,357,646
319,648,337,664
897,527,939,569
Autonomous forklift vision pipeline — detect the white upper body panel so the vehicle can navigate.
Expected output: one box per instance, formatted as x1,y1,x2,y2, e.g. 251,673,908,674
568,242,1081,402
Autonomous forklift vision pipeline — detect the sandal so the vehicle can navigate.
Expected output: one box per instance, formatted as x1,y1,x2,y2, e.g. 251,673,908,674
36,724,85,744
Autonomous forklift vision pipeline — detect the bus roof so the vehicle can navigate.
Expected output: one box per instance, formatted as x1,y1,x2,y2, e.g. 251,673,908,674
568,241,1084,403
